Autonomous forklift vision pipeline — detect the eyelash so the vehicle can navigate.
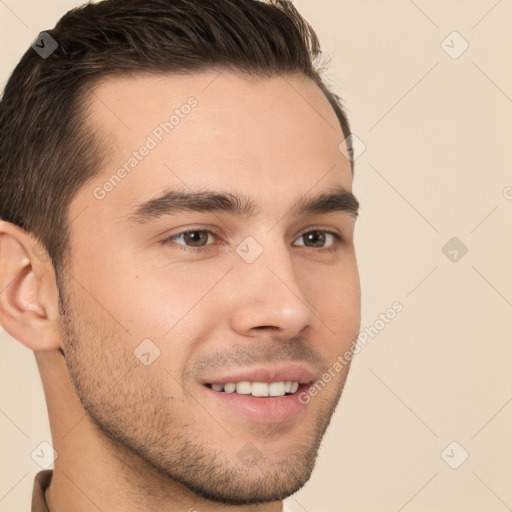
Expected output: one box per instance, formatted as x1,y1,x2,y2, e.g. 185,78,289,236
161,228,344,254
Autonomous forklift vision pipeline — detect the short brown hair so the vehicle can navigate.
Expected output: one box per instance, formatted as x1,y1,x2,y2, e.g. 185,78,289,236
0,0,352,272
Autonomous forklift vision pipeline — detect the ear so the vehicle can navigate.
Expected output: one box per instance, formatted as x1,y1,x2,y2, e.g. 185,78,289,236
0,221,62,351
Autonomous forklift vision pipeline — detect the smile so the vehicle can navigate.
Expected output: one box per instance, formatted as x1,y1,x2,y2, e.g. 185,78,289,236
206,380,300,397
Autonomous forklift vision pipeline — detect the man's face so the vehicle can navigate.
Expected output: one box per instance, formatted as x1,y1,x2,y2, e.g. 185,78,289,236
60,71,360,504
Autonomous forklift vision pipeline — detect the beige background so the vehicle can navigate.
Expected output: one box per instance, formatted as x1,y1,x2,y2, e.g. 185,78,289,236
1,1,511,511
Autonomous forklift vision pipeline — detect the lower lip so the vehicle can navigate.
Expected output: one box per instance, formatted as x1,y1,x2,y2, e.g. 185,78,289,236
203,384,310,423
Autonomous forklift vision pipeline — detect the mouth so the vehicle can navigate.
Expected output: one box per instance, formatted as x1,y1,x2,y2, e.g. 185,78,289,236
205,380,300,397
201,365,316,423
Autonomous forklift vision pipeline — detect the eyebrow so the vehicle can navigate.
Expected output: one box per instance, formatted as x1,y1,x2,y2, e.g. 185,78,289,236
123,185,359,224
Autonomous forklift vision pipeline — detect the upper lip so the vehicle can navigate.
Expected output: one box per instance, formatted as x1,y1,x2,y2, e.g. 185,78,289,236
202,363,318,385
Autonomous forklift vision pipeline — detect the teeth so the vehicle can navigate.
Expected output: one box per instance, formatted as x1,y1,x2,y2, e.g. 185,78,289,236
268,381,285,396
251,382,268,397
224,383,236,393
208,380,300,397
235,381,252,395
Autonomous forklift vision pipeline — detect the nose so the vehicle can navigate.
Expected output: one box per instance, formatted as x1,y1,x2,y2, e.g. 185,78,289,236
229,237,313,338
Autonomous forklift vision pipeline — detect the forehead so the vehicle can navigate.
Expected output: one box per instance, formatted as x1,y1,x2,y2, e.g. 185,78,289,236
72,70,352,223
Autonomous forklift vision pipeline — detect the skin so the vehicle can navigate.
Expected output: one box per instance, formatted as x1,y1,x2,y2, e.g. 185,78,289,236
0,70,360,511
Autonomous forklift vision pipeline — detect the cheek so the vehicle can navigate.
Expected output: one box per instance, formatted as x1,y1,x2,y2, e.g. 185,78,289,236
106,258,233,339
63,291,188,419
304,258,361,332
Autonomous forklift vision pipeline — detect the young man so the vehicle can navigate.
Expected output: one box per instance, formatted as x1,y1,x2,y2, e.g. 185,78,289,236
0,1,360,510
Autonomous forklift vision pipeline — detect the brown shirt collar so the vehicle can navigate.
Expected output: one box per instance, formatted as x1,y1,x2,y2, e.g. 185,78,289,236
31,470,52,512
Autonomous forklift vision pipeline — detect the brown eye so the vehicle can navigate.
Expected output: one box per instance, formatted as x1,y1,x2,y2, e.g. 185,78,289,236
167,230,214,247
293,230,339,249
304,231,326,247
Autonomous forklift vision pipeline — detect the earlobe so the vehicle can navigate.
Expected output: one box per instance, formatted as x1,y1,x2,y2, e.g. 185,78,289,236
0,221,61,351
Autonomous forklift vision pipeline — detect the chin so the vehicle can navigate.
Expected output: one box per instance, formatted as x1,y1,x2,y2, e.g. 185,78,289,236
177,451,317,506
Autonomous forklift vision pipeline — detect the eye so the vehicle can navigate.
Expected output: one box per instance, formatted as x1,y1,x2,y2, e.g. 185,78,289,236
292,230,341,249
165,229,217,248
